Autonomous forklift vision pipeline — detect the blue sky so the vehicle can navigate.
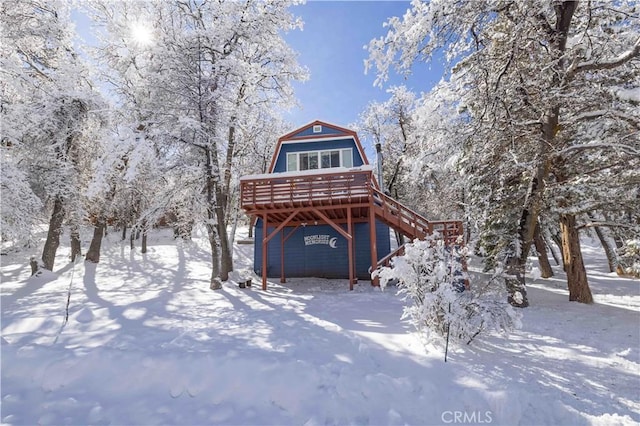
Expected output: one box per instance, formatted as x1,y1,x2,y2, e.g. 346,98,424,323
284,1,444,129
72,1,444,133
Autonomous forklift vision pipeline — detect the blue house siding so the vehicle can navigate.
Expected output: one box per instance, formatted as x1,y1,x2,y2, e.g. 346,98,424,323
272,139,364,173
254,219,391,280
290,124,343,138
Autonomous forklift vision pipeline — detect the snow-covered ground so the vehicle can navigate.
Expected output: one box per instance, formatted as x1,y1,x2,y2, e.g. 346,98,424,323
1,227,639,425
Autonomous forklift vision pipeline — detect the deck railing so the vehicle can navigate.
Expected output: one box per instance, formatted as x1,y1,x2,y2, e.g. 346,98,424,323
240,168,374,209
240,167,463,247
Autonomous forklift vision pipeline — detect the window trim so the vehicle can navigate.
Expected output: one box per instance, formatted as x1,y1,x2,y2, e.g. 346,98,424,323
286,148,353,172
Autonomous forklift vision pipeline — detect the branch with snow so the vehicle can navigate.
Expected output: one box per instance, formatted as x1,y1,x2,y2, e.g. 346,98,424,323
556,142,640,158
374,236,520,347
566,37,640,81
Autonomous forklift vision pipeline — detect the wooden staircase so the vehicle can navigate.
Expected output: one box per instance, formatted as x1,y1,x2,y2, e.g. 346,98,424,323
370,187,464,269
371,187,463,243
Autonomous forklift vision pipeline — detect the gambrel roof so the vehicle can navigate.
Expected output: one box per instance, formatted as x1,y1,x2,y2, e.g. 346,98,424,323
267,120,370,173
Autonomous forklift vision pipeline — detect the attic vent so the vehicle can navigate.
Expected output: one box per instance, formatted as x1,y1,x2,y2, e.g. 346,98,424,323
313,125,322,133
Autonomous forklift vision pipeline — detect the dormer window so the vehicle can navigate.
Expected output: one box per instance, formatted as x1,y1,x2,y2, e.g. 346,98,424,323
287,149,352,172
313,125,322,133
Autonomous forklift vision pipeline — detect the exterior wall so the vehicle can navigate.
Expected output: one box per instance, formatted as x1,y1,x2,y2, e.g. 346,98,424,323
291,125,344,138
254,219,391,280
271,138,364,173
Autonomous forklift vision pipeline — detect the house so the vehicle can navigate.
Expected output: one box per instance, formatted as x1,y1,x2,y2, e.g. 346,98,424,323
240,120,463,290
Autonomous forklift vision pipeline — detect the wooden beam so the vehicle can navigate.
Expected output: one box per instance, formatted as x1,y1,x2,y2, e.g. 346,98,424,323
243,202,370,217
262,213,268,290
261,209,301,289
369,203,379,286
308,207,356,290
280,230,285,284
312,208,352,241
348,207,354,290
264,208,302,243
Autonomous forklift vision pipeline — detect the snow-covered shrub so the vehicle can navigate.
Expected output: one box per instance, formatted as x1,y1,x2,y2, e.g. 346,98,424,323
374,236,520,345
616,239,640,278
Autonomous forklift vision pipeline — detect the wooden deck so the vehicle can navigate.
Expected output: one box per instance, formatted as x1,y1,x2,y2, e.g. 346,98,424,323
241,168,462,242
240,168,464,289
241,169,373,225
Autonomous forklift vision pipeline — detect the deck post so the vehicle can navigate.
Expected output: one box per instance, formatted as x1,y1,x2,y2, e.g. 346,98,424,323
348,207,355,290
369,201,379,286
310,208,355,289
262,213,268,290
280,229,286,283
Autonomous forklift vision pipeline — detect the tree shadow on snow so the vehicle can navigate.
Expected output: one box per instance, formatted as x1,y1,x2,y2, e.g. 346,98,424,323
453,282,639,424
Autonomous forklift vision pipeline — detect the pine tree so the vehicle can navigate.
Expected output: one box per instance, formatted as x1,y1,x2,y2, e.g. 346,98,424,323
367,0,640,305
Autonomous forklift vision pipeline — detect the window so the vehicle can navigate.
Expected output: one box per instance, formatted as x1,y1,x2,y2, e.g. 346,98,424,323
286,148,354,171
341,149,352,167
321,150,341,168
299,152,318,170
287,153,297,171
313,125,322,133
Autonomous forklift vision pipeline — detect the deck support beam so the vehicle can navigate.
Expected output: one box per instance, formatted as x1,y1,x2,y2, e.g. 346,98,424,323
348,207,355,290
311,207,356,290
262,213,268,290
261,209,302,290
369,203,379,286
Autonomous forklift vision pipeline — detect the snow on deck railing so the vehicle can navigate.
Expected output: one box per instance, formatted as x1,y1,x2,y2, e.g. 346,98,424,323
240,167,374,208
240,165,374,181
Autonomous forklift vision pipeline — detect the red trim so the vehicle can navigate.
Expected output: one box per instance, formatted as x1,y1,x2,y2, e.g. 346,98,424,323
267,120,370,173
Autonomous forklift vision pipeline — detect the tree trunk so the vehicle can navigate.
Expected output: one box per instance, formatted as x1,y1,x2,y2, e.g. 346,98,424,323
85,220,106,263
42,195,65,271
560,214,593,303
205,144,223,290
534,222,554,278
504,255,529,308
216,203,233,280
70,225,82,262
229,209,239,248
603,212,625,249
141,232,148,253
544,227,561,266
121,224,127,241
30,256,39,275
141,221,148,254
502,0,578,306
593,224,616,273
214,149,232,279
551,232,565,269
208,222,223,290
502,185,541,307
613,235,624,249
218,112,242,281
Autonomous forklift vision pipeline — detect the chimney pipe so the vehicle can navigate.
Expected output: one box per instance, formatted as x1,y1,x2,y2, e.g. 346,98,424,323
375,142,384,192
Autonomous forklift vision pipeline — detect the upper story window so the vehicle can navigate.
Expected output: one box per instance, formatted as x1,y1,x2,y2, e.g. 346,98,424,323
287,149,353,172
313,125,322,133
